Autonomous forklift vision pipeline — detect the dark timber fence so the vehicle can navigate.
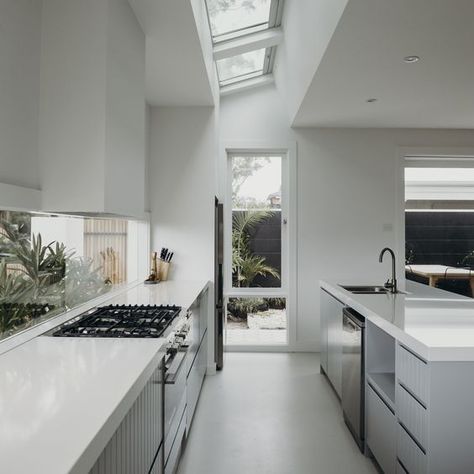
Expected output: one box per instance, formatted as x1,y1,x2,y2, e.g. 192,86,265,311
233,210,281,288
406,211,474,296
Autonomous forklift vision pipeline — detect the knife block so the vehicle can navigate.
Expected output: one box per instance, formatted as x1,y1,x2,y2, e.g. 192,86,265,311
159,259,171,281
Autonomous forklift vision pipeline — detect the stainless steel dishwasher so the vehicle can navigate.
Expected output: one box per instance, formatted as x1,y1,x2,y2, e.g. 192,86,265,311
342,307,365,452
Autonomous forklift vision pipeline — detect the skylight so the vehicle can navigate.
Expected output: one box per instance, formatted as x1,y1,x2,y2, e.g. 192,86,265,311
205,0,284,91
217,49,266,86
207,0,272,43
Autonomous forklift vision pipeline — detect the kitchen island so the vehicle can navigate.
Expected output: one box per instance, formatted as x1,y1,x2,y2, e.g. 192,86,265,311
320,280,474,474
0,280,210,474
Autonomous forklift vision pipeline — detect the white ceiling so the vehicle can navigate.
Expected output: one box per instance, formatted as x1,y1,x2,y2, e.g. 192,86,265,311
293,0,474,128
128,0,216,106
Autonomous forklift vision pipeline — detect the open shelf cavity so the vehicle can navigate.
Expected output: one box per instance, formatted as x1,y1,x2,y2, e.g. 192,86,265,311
366,320,396,409
367,372,395,409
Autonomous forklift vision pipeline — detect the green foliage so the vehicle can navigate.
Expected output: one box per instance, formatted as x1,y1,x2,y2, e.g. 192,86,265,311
227,297,286,320
237,254,279,287
405,243,416,265
227,297,267,320
266,297,286,310
0,220,111,339
460,250,474,269
66,257,110,308
232,210,279,287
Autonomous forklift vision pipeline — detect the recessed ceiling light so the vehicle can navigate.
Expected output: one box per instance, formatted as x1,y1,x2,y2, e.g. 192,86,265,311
404,55,420,63
366,98,377,103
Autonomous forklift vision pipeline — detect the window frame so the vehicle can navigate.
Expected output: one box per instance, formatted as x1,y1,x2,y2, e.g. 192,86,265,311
226,151,288,296
205,0,284,90
395,147,474,286
219,141,297,352
216,47,275,87
205,0,283,44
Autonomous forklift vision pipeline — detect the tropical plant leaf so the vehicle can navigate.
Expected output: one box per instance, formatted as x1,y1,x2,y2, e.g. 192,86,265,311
232,210,280,287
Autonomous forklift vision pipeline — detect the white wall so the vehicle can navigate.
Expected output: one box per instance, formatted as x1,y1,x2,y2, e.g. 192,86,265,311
0,0,42,192
149,107,218,282
220,85,474,351
273,0,348,124
190,0,220,105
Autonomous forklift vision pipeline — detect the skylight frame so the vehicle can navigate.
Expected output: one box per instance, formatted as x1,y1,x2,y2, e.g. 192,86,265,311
205,0,283,45
206,0,284,91
216,46,278,88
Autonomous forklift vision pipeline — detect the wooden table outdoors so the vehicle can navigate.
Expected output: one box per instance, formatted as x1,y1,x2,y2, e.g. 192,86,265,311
406,264,474,296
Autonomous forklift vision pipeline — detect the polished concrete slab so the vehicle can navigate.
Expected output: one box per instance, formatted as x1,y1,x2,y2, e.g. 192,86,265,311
178,353,377,474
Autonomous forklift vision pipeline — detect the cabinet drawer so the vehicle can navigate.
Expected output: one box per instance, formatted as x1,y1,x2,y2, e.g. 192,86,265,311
165,409,186,474
396,383,428,449
367,384,397,474
187,331,207,430
397,423,427,474
396,344,429,406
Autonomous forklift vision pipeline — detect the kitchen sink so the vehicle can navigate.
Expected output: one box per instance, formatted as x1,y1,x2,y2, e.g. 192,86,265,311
340,285,391,295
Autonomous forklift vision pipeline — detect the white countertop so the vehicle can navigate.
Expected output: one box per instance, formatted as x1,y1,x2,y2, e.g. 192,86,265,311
320,279,474,362
0,279,209,474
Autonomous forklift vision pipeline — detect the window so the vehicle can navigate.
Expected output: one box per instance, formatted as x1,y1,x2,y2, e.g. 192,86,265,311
217,49,266,87
0,211,148,342
207,0,272,42
404,158,474,298
226,153,289,347
205,0,284,90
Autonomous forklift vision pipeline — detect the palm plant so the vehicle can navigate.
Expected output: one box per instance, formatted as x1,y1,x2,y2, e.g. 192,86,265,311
232,210,279,287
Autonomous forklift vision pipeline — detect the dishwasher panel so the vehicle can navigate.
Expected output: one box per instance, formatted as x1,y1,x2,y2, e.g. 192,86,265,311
342,307,365,452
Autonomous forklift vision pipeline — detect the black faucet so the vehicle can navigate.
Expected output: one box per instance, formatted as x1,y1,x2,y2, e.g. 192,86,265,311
379,247,397,294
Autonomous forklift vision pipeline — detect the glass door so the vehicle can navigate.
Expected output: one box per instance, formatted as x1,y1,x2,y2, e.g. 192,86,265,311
225,153,288,347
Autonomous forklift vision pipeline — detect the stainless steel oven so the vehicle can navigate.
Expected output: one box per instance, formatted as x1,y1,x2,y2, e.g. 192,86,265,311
162,310,193,474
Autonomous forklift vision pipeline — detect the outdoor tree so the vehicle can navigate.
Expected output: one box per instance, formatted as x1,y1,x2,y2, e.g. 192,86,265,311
232,156,270,201
207,0,266,17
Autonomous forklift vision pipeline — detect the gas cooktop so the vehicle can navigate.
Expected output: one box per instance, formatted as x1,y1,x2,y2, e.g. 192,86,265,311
52,304,182,338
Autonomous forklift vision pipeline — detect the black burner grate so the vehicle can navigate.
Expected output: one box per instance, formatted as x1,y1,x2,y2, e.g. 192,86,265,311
52,304,182,338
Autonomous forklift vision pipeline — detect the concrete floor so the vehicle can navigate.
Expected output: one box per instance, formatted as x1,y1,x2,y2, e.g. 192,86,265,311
177,353,377,474
226,327,287,345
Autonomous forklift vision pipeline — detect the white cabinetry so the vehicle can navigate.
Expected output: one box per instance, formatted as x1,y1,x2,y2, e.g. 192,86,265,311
187,331,208,428
186,288,209,430
39,0,146,218
320,288,344,397
394,344,474,474
90,364,163,474
367,384,397,474
321,284,474,473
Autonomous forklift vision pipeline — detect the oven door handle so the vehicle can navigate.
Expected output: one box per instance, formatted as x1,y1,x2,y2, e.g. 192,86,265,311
165,350,188,384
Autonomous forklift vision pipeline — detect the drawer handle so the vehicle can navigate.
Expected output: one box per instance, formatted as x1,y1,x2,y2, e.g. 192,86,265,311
399,344,428,365
399,421,426,455
368,382,395,415
398,382,427,410
397,458,410,473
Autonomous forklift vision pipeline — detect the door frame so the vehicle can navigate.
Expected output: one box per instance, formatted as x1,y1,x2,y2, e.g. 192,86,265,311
219,140,297,352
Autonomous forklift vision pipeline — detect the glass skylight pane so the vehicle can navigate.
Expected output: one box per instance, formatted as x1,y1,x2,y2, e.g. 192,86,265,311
216,49,265,86
206,0,271,41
